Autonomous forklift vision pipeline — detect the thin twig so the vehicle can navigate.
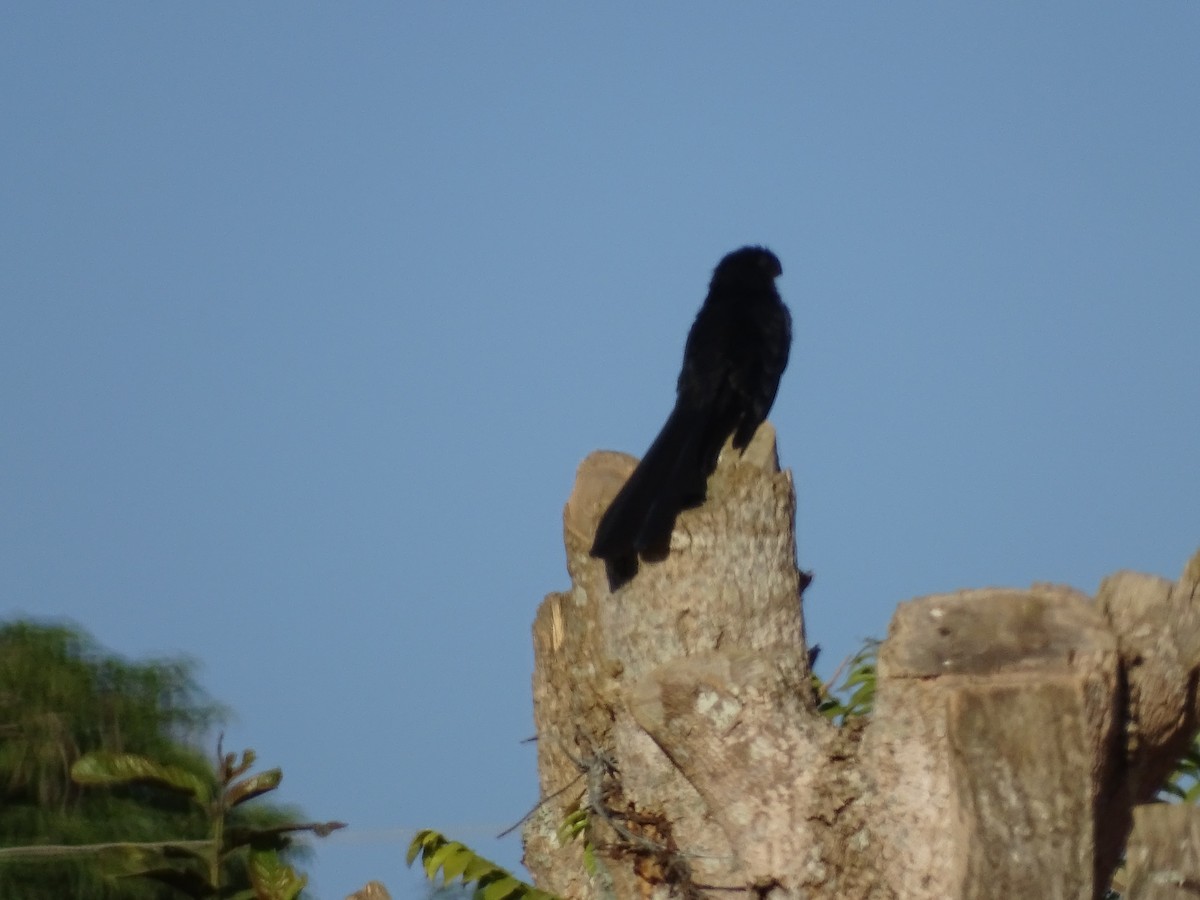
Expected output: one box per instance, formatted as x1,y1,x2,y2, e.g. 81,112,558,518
495,772,584,839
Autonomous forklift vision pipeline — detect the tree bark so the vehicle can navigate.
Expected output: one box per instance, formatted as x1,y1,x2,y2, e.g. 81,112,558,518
524,426,1200,900
1123,804,1200,899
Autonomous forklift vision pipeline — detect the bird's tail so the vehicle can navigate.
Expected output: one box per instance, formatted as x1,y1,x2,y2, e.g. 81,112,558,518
589,405,707,562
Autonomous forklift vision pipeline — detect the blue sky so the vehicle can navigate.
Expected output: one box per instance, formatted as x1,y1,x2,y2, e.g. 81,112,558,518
2,5,1198,898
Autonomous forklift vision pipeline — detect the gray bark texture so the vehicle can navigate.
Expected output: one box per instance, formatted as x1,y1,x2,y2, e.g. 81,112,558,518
523,425,1200,900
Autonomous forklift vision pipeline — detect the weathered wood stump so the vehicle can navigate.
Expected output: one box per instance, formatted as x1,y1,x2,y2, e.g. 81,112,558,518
525,426,1200,900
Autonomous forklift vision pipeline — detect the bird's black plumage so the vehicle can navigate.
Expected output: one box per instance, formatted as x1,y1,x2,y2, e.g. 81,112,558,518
589,246,791,565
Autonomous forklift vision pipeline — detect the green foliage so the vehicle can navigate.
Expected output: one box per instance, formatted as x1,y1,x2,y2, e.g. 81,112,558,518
554,808,597,876
72,752,214,805
0,619,335,899
0,621,220,899
247,847,308,900
1160,739,1200,803
407,829,563,900
66,740,343,899
814,640,878,724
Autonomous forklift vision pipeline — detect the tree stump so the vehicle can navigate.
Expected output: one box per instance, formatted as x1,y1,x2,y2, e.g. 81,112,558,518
524,427,1200,900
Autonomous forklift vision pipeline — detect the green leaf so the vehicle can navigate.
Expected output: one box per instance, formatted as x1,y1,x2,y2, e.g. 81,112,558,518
462,854,495,881
817,697,845,720
71,751,212,804
846,682,875,713
556,809,587,845
440,842,475,884
423,836,451,880
408,830,568,900
842,667,876,688
475,874,522,900
425,840,466,882
407,829,441,867
248,848,307,900
226,768,283,808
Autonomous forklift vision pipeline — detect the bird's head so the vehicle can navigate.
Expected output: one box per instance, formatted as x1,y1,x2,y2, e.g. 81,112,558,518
711,246,783,285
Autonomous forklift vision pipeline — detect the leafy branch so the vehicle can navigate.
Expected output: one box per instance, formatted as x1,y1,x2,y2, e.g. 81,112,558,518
814,639,879,724
67,738,345,900
407,829,564,900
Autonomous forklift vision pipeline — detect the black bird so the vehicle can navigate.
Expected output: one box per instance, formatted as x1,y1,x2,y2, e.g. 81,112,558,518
590,246,791,565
